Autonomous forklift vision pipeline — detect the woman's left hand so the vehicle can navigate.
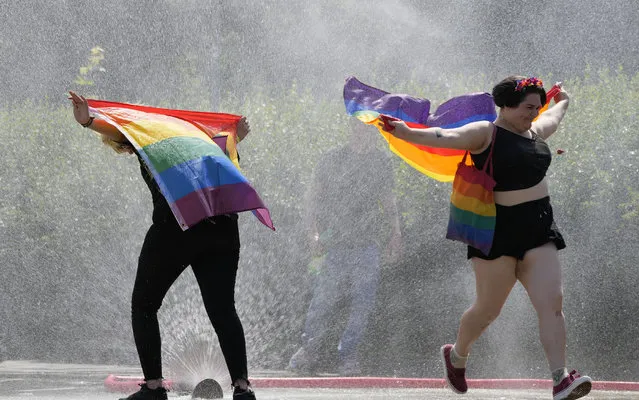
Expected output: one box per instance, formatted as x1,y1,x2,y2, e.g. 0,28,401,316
237,117,250,141
554,84,570,103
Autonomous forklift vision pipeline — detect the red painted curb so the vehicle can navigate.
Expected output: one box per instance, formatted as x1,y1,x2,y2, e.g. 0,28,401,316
104,374,639,393
253,377,448,389
250,377,639,391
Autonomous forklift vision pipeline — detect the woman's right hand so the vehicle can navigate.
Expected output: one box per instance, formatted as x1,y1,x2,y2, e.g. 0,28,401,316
68,91,92,125
236,117,251,141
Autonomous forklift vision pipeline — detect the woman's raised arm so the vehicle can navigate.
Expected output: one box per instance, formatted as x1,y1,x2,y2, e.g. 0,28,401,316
68,91,128,143
388,119,493,152
532,87,570,139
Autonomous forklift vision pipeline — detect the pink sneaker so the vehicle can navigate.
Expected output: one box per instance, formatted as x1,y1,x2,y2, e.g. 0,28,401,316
553,370,592,400
440,344,467,394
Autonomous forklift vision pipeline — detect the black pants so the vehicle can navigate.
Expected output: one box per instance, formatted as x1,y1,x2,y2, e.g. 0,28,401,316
131,215,247,383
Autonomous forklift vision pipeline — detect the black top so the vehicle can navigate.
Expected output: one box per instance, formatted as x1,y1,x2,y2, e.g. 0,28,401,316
470,126,551,191
138,156,175,224
311,146,394,246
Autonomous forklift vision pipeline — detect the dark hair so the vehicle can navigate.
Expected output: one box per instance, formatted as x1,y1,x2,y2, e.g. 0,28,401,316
492,75,547,108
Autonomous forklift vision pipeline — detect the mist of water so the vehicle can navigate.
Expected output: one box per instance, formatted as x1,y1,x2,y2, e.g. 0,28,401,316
1,0,638,384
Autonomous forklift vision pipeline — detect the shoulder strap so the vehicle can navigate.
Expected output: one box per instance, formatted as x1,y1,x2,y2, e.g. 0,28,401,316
482,124,497,176
460,149,470,165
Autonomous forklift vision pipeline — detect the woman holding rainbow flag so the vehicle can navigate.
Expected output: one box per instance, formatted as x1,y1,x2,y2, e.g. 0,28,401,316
69,91,266,400
346,76,591,400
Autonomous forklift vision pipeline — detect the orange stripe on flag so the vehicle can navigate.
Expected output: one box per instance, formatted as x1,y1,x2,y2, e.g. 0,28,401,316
450,192,496,216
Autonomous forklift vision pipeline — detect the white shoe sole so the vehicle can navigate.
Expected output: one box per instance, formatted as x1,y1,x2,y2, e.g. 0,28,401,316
554,376,592,400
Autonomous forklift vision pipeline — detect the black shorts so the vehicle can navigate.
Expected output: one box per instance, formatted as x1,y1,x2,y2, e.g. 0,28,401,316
467,196,566,260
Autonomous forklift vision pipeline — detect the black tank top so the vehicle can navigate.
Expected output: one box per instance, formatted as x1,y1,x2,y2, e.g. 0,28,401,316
470,126,551,191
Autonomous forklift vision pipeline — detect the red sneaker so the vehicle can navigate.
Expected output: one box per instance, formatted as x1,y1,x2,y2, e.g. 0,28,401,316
553,370,592,400
440,344,467,394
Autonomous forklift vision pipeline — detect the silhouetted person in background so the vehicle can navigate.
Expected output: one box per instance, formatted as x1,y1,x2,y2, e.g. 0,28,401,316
289,121,402,376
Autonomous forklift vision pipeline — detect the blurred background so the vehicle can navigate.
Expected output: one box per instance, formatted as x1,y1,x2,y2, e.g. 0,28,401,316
0,0,637,383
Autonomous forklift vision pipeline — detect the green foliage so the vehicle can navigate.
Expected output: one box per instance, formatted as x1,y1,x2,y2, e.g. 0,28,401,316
547,68,639,226
221,83,349,225
73,46,106,87
1,68,638,375
0,102,146,362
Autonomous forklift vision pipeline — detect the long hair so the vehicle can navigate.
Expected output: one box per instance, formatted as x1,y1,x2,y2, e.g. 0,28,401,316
100,134,135,154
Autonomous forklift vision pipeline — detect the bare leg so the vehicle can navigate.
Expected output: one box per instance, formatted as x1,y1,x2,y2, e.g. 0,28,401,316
454,256,518,359
516,243,566,372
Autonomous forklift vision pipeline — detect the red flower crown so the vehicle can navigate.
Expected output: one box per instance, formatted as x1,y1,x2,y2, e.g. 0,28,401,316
515,77,544,92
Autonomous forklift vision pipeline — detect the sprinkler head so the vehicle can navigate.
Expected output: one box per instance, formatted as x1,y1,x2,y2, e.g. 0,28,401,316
192,378,223,399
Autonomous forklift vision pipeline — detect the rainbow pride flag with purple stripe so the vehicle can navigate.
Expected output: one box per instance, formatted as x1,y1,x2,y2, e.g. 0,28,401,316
87,100,274,231
343,76,497,182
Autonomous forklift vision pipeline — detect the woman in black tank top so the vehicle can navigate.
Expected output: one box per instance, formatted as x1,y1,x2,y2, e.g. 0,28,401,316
385,77,591,400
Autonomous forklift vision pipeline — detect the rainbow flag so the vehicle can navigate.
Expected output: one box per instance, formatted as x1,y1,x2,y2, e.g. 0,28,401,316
87,100,274,231
344,76,496,182
343,77,560,182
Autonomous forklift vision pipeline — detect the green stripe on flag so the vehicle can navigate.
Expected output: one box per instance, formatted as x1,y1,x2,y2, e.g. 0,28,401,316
142,136,225,173
449,205,495,230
